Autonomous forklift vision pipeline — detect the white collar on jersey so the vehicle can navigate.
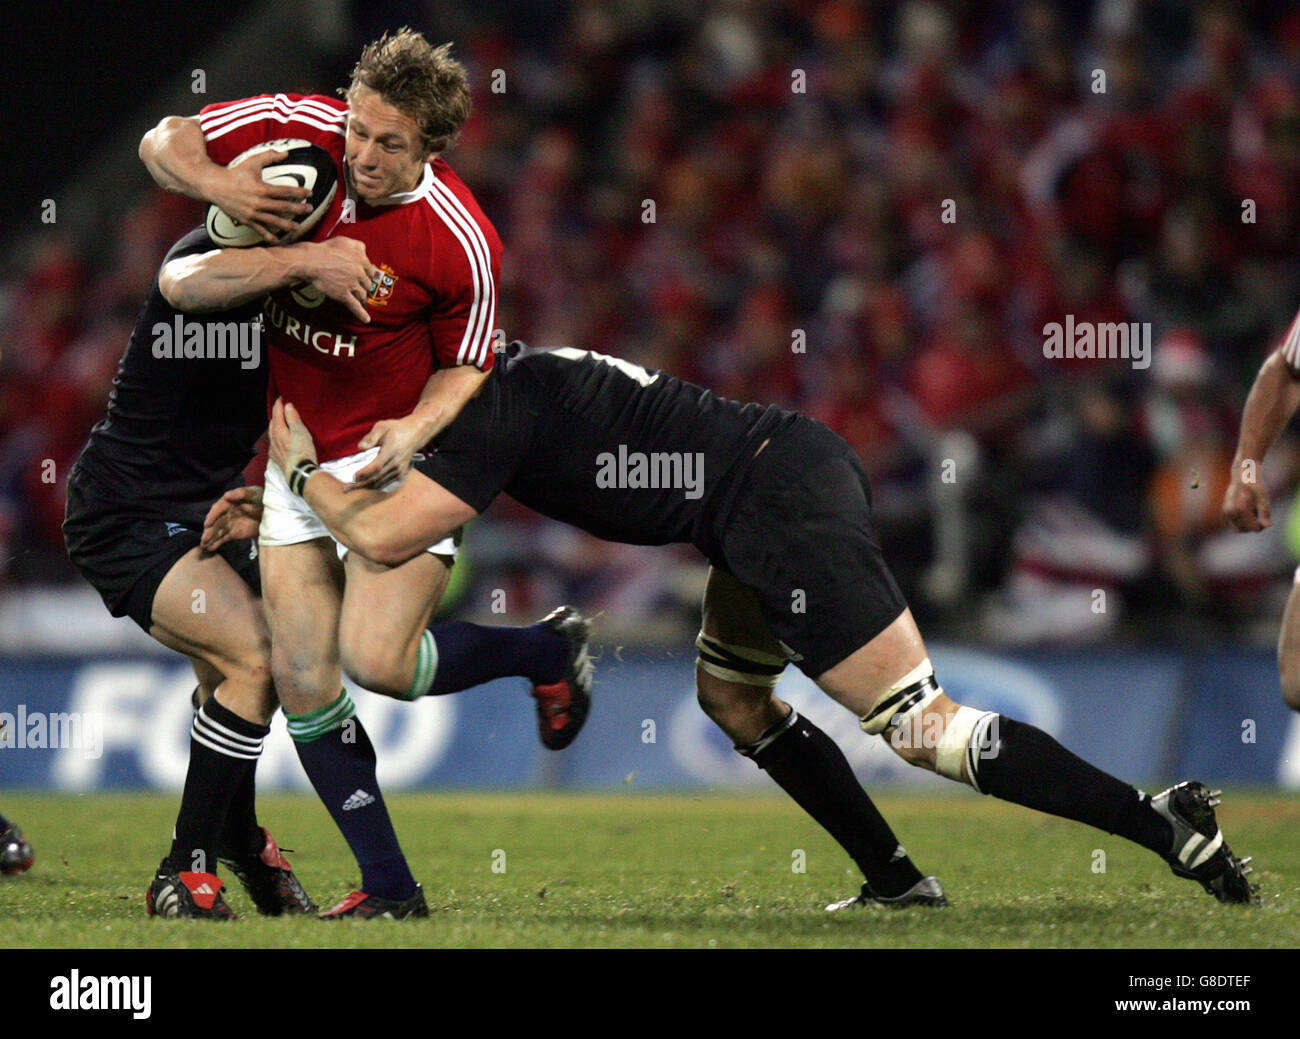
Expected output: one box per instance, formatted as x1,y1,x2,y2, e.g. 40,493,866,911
351,160,434,207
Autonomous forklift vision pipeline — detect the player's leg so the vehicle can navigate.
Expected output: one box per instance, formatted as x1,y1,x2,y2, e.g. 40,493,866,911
262,448,441,918
338,546,590,749
1277,570,1300,711
145,545,286,918
337,549,449,697
261,535,425,915
63,476,289,915
258,538,345,720
188,661,258,853
151,547,276,723
187,657,314,916
148,547,314,917
726,427,1255,903
816,609,1257,903
696,567,942,907
187,657,261,860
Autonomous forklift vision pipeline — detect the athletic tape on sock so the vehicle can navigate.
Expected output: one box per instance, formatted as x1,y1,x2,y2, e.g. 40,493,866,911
935,707,998,789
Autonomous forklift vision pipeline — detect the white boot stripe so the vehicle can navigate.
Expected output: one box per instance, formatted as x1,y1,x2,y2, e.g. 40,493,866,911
1187,832,1223,871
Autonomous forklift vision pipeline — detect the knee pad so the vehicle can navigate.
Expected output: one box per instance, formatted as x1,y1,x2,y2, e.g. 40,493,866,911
696,632,789,688
859,658,942,735
934,708,999,788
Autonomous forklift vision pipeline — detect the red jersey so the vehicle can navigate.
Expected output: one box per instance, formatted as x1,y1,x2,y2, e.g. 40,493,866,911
197,93,500,462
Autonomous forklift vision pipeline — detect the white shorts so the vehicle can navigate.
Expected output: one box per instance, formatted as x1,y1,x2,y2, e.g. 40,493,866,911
260,447,458,560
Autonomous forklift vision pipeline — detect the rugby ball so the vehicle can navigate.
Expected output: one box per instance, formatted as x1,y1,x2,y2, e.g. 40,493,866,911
205,139,338,248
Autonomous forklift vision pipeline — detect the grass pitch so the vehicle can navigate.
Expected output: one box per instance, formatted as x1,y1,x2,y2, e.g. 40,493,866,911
1,790,1296,949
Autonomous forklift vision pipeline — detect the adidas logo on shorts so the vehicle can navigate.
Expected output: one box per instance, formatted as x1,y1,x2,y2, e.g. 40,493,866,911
342,789,376,811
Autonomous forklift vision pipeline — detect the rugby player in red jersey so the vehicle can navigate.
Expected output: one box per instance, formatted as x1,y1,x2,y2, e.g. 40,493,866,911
139,31,589,918
63,225,587,919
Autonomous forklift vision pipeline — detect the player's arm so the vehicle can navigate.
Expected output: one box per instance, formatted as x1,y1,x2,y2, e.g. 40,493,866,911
349,365,490,489
139,115,311,242
1223,342,1300,532
160,238,376,322
269,399,477,566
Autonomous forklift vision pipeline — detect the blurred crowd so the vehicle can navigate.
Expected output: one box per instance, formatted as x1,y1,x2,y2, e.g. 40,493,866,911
6,0,1300,645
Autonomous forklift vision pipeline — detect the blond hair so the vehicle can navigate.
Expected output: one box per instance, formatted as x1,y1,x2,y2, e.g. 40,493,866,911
346,28,470,155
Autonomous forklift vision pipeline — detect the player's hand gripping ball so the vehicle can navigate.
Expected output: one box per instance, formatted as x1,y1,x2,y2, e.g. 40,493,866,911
206,139,338,247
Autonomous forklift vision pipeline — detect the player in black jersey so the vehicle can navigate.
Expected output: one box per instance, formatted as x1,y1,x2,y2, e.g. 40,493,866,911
237,343,1258,907
63,225,379,918
65,231,592,919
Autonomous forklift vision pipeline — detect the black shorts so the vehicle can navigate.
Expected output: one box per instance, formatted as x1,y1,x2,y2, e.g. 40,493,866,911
63,465,261,633
715,420,908,678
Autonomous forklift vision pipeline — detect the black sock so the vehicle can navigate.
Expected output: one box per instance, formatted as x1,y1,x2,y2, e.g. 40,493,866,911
742,710,924,897
974,716,1172,854
167,698,268,875
0,813,10,831
218,765,265,860
288,693,416,900
426,621,567,696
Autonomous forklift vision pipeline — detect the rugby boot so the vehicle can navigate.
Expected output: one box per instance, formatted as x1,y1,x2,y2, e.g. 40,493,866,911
0,822,34,875
146,864,235,919
1151,781,1258,905
219,827,316,916
826,875,949,910
319,883,428,920
531,606,593,750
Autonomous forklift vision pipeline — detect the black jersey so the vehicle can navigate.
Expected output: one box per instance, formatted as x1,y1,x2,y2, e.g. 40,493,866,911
73,227,267,523
414,345,804,561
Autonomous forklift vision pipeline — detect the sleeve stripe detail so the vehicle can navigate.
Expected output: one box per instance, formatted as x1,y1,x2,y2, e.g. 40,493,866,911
423,179,497,369
205,109,347,142
1282,310,1300,371
199,94,346,130
198,96,272,130
200,96,345,141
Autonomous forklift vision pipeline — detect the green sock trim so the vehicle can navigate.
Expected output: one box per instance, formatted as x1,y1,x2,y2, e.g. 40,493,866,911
286,689,355,742
400,630,437,701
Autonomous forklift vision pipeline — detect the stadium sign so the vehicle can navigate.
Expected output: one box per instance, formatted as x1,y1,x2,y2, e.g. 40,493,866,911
0,647,1294,790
